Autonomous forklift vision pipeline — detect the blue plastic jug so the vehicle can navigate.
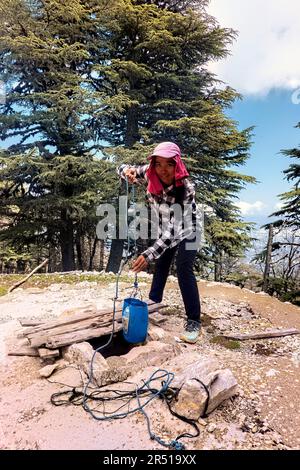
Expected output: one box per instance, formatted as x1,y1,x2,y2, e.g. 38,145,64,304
122,298,149,344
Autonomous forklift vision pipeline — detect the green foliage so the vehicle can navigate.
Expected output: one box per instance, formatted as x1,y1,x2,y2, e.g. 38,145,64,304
98,1,255,270
210,336,241,350
257,276,299,305
281,290,300,306
207,219,253,254
260,132,299,301
271,128,300,228
0,272,152,296
0,0,111,155
0,286,7,296
0,1,118,270
0,150,117,250
225,272,262,289
0,0,255,272
0,244,31,263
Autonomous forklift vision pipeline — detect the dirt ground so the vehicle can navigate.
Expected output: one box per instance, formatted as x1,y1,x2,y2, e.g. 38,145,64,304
0,277,299,450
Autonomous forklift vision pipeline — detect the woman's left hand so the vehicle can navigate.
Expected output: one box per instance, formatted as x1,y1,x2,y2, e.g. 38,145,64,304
132,255,148,273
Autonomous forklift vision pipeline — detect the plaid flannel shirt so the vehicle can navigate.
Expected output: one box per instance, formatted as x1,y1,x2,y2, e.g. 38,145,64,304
117,164,200,262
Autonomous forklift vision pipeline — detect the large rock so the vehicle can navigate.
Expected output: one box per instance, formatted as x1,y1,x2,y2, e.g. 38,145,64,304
123,341,181,369
93,364,131,387
84,342,181,387
205,368,238,414
63,342,108,378
171,358,219,386
63,341,181,388
51,366,88,388
168,357,238,419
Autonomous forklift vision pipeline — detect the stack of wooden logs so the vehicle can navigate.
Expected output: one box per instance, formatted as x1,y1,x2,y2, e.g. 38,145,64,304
9,300,167,360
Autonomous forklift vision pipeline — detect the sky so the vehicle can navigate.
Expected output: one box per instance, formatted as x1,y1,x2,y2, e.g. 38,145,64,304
207,0,300,227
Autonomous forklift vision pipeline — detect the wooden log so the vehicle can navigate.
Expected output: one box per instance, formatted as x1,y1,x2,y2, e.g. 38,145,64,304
45,322,123,349
20,320,45,327
29,317,115,348
223,328,300,341
22,301,164,337
27,302,165,348
19,304,98,337
18,307,116,339
8,258,49,293
7,346,39,357
38,348,60,359
20,300,161,338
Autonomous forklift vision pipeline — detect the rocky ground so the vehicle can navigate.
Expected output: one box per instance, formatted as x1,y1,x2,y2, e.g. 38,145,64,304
0,274,299,450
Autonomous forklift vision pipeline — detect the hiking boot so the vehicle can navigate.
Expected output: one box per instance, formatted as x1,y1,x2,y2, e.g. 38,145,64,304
180,320,201,344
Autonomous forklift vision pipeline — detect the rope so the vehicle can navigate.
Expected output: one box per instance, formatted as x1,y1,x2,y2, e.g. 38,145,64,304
82,177,133,417
50,177,210,450
51,369,210,450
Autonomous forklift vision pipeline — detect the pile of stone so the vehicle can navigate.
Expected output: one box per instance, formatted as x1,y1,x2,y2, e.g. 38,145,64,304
39,339,239,422
9,299,241,422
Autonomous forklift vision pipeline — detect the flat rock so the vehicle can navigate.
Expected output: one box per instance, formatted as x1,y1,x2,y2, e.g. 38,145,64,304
50,366,88,388
123,341,181,369
39,364,58,378
93,342,181,387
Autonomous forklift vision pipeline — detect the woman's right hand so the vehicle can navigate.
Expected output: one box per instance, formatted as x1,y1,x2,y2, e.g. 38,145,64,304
124,167,137,183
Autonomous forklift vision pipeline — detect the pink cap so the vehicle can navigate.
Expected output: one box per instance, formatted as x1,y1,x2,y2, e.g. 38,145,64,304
148,142,181,160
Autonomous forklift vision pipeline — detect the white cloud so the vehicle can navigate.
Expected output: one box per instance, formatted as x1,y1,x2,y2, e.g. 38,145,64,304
207,0,300,95
236,200,267,215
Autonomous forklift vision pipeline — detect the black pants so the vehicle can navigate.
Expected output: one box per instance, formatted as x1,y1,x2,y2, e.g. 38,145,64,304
149,238,201,323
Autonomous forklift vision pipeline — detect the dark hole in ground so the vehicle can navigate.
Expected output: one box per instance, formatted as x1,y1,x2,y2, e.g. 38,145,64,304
88,330,136,358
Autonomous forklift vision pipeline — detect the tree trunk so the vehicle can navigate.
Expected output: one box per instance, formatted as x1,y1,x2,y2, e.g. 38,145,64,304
106,239,124,273
75,229,83,271
48,242,59,273
99,239,105,271
60,209,75,271
263,224,274,292
124,105,139,147
89,237,98,271
214,251,222,282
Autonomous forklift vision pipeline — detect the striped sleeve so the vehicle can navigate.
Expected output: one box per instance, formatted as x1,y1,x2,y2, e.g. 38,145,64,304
117,164,149,182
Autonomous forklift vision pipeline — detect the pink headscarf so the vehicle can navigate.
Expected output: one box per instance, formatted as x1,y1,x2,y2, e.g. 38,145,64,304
146,142,189,196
